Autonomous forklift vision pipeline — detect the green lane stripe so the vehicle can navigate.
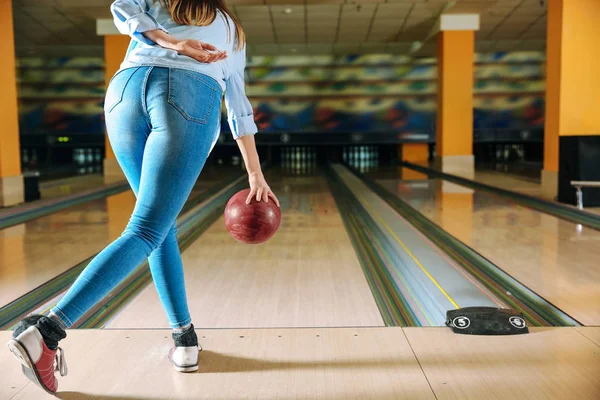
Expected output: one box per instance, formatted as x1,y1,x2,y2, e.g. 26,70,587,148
326,166,417,326
352,166,582,327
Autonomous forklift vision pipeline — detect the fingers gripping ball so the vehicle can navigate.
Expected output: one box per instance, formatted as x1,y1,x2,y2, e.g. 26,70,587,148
224,189,281,244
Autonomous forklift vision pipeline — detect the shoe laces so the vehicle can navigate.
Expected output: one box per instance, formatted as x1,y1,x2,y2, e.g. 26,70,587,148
54,347,68,377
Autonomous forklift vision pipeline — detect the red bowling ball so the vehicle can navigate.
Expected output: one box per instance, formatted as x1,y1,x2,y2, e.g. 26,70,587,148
224,189,281,244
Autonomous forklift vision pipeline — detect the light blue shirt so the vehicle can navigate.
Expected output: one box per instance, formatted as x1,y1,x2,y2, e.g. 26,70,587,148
110,0,257,139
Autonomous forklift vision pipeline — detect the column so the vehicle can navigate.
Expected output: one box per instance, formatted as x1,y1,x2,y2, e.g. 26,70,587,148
435,14,479,179
400,143,428,180
0,0,24,207
543,0,600,199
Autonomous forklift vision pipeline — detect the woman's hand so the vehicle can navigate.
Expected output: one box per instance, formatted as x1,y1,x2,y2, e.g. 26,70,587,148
172,39,227,63
143,30,226,63
234,135,278,206
247,172,280,207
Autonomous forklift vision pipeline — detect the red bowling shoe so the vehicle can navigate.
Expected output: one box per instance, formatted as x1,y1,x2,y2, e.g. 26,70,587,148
7,325,67,394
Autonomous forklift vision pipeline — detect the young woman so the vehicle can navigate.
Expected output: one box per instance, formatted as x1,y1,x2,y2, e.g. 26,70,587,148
7,0,278,394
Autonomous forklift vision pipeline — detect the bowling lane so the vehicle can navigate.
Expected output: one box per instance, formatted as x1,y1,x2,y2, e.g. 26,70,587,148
403,160,549,199
106,170,385,329
461,169,546,199
368,168,600,325
38,174,108,201
0,167,241,308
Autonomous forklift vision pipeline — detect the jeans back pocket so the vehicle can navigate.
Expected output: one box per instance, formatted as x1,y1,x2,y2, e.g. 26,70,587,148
167,69,219,125
104,67,140,113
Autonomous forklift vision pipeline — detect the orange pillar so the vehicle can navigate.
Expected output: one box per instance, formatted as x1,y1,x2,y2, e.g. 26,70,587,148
102,35,130,183
543,0,600,198
0,0,23,206
435,17,477,179
400,143,428,180
401,143,429,163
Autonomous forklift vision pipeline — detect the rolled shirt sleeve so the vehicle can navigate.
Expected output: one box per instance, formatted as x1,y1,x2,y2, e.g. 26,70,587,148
224,46,258,139
110,0,168,45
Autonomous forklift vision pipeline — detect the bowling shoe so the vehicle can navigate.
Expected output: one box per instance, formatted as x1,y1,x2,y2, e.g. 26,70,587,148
7,315,67,394
168,323,201,372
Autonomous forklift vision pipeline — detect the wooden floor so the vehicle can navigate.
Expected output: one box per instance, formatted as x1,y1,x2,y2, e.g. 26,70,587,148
376,176,600,325
106,175,384,329
1,327,598,399
576,327,600,346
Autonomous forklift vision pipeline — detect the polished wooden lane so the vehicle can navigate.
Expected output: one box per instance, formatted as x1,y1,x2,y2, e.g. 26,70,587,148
0,192,134,308
469,169,547,198
106,174,385,329
408,161,548,200
38,174,107,201
0,167,240,309
373,175,600,326
2,327,598,399
441,167,600,214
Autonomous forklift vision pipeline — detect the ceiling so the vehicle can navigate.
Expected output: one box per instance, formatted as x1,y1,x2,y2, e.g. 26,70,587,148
12,0,547,57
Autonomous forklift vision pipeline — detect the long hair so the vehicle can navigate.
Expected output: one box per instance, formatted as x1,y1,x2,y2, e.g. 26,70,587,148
158,0,245,51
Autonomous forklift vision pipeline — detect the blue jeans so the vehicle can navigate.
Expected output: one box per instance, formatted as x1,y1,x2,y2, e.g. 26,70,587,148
51,67,223,329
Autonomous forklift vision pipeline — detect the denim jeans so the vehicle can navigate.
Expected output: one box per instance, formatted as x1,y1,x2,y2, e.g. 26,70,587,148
52,67,223,329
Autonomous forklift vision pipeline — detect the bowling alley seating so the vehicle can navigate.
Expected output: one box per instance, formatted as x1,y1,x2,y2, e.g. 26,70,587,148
570,181,600,210
559,136,600,206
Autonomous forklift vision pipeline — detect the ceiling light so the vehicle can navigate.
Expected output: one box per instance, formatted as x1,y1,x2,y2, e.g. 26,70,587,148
284,8,292,14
